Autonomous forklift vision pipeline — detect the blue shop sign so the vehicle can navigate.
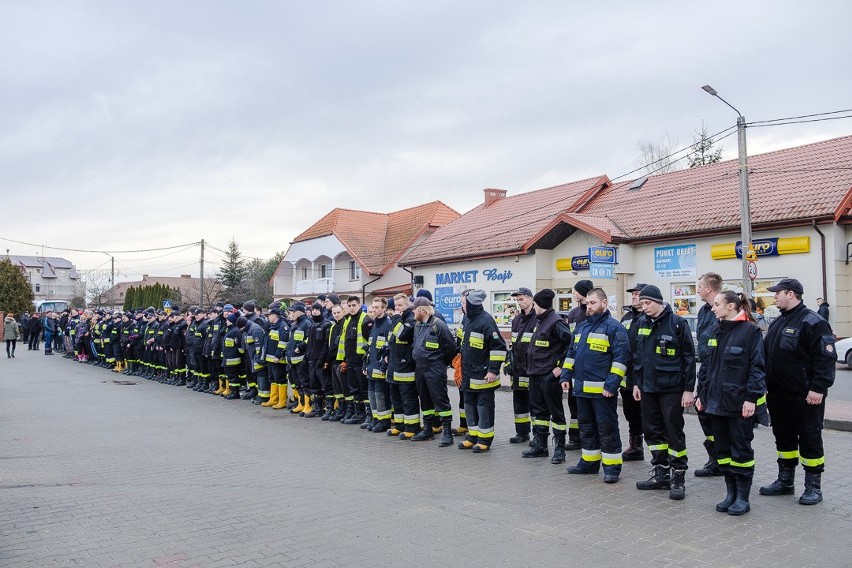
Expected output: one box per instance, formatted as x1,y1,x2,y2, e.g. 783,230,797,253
590,262,615,279
589,246,617,264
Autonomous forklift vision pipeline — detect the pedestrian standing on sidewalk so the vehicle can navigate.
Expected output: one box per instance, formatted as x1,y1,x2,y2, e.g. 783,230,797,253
695,291,766,516
759,278,836,505
4,313,21,358
620,283,647,461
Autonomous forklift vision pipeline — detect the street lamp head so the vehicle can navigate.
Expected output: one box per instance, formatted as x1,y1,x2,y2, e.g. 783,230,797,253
701,85,718,96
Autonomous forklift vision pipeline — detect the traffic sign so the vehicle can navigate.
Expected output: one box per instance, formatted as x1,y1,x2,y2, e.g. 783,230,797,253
747,260,757,280
163,300,172,309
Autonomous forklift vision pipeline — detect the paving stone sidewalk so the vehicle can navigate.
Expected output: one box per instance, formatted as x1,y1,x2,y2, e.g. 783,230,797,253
2,350,850,567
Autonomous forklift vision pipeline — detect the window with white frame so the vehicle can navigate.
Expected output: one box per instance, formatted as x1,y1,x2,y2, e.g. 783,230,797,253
349,260,360,281
670,283,698,317
301,266,309,280
320,264,330,279
492,291,518,327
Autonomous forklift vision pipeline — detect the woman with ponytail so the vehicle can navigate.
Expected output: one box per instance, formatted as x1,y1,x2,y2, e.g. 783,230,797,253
695,291,766,516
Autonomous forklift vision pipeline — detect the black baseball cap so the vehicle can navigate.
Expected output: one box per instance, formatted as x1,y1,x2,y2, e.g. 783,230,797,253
627,283,648,293
767,278,804,295
511,287,533,298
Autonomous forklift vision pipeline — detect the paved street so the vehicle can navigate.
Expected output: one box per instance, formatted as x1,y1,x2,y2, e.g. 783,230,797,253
2,350,852,568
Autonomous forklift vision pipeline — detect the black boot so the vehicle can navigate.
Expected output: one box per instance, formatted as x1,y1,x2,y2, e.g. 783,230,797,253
622,434,645,461
438,421,454,447
372,419,391,433
241,387,258,401
224,386,241,400
694,439,723,477
338,401,354,423
329,401,346,422
716,473,738,512
522,432,549,458
565,429,581,451
412,419,436,441
799,471,823,505
669,469,686,500
728,475,752,515
550,433,567,465
305,396,323,418
759,465,796,496
567,459,601,475
360,404,372,429
343,403,365,425
509,432,530,444
636,465,671,490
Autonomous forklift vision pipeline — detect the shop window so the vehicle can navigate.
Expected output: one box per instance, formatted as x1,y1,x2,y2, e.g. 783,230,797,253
752,279,781,322
492,292,518,327
670,284,698,317
555,288,573,313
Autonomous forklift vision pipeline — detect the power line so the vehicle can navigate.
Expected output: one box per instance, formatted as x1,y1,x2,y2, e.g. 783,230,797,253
748,115,852,128
748,109,852,125
0,236,200,254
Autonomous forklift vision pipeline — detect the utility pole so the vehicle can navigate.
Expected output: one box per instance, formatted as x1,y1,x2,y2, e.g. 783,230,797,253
200,239,205,308
702,85,753,297
110,256,115,309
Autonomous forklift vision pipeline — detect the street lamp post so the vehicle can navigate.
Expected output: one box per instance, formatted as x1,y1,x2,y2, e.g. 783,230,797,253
702,85,753,297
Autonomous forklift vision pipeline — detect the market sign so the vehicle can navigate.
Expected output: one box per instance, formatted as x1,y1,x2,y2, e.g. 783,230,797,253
654,244,697,279
589,246,617,264
710,236,810,260
434,286,463,323
555,255,589,271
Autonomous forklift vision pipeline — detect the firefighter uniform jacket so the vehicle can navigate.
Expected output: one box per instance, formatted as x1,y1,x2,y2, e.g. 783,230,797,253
264,319,289,364
307,316,330,363
328,317,346,365
286,314,312,366
388,309,416,383
697,302,716,362
209,314,226,359
561,309,629,397
634,304,696,394
459,308,507,391
366,314,393,379
697,316,766,418
344,311,372,365
222,324,244,367
619,306,644,389
764,302,836,395
413,315,456,367
194,319,208,355
243,320,265,372
186,320,202,355
525,308,572,376
509,308,537,387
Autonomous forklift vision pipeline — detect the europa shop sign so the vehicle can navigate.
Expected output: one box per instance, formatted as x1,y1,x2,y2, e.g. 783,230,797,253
435,268,513,285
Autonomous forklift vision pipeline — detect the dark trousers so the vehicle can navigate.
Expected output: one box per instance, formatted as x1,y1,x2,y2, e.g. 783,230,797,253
268,361,286,386
709,414,755,477
463,388,496,446
345,363,366,403
640,391,688,470
416,363,452,424
512,375,530,436
577,395,622,470
529,372,566,435
567,388,579,439
697,409,714,440
388,381,404,427
29,333,40,350
767,389,826,473
368,379,391,421
291,361,309,391
620,387,643,436
5,339,16,356
330,362,346,398
308,359,324,395
398,382,420,433
43,331,52,353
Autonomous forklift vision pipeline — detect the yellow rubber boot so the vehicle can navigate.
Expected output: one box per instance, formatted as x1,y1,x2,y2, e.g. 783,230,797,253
221,382,231,397
291,391,304,414
214,378,224,395
301,394,313,416
261,384,279,407
272,384,288,409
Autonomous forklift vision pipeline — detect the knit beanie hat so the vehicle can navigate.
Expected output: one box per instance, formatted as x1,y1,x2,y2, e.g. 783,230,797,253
573,279,594,298
532,288,555,310
638,284,664,304
466,290,486,306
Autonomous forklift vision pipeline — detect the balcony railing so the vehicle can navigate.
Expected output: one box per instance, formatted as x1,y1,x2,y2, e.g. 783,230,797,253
294,278,334,296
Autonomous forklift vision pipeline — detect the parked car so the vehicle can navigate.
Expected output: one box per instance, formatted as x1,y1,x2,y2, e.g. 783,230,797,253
836,336,852,369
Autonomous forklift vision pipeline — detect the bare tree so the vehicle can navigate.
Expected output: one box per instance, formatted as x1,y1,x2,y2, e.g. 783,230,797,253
635,132,684,175
80,269,114,308
182,274,226,307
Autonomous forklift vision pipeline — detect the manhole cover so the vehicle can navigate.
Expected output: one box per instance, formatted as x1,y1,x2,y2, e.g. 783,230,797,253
102,380,137,385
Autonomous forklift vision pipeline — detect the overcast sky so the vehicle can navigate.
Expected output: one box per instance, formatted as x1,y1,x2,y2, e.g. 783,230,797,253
2,1,850,281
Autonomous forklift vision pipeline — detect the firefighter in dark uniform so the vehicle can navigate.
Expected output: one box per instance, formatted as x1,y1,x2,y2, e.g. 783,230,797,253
695,272,725,477
521,289,572,463
185,308,204,387
127,312,145,375
759,278,836,505
620,283,647,461
110,312,124,372
365,297,393,432
211,305,229,395
305,302,331,417
561,288,630,483
262,302,289,408
388,293,419,438
563,279,595,450
286,302,313,415
507,287,536,444
102,311,116,369
695,290,766,516
222,313,245,399
632,284,696,501
411,297,457,446
326,304,348,421
239,314,265,403
342,296,373,426
457,289,507,453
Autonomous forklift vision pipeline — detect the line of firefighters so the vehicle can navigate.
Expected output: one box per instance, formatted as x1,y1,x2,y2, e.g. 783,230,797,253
59,273,836,516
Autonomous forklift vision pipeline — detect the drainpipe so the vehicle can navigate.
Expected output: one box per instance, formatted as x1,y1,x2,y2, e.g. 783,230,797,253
361,274,382,305
401,265,414,292
812,220,828,300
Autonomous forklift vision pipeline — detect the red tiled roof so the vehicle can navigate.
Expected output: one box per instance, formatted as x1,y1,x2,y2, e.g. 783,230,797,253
400,176,611,266
293,201,460,274
577,135,852,242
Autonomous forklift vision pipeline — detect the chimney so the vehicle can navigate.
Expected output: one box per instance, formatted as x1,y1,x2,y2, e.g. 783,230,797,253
483,188,507,208
180,274,191,278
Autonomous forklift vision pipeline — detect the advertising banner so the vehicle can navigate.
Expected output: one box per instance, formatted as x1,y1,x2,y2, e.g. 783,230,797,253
654,244,697,279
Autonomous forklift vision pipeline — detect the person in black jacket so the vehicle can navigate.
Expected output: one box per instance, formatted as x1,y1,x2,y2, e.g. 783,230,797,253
759,278,836,505
620,283,647,461
563,279,594,450
815,297,829,321
507,287,536,444
28,314,42,350
696,291,766,516
632,285,696,501
694,272,725,477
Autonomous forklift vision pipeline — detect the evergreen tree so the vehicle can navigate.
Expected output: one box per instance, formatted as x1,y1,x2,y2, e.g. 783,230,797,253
688,123,723,168
0,258,35,316
219,239,247,290
124,286,135,310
